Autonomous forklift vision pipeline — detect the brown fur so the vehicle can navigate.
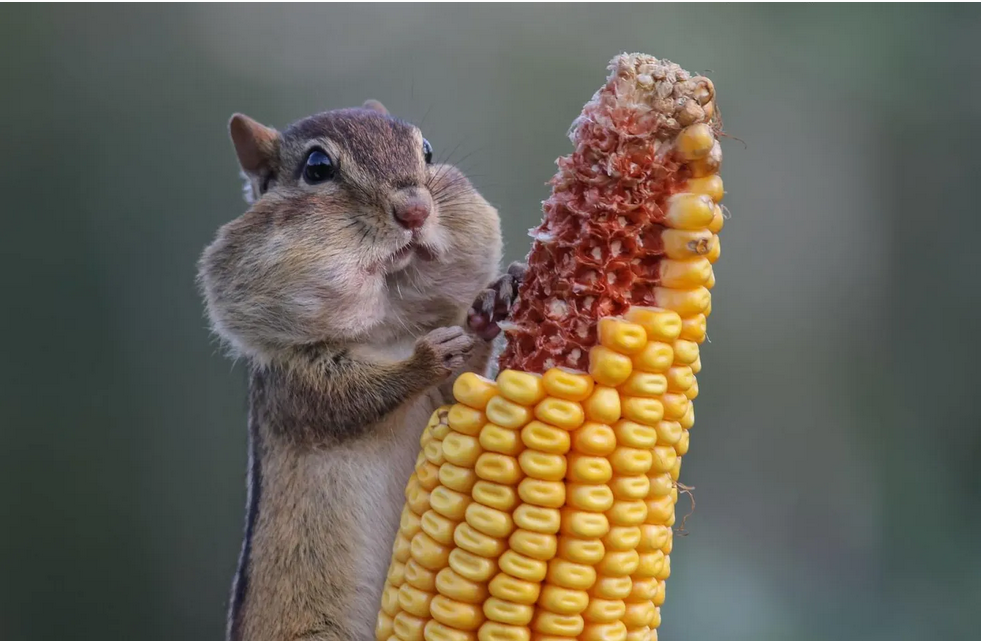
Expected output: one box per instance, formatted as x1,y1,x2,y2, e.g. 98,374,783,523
198,104,504,641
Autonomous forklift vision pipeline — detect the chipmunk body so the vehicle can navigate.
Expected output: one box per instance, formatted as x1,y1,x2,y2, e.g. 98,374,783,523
198,101,522,641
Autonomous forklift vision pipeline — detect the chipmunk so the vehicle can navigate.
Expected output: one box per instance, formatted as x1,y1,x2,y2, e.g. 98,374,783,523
198,99,525,641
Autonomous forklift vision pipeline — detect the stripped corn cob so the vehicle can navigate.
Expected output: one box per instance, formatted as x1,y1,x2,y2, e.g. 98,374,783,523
377,53,725,641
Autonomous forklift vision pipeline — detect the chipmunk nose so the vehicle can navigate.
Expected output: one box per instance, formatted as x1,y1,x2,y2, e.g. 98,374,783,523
392,190,432,230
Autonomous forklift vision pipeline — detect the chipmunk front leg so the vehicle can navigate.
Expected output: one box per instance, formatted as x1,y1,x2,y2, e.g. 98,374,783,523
266,327,477,445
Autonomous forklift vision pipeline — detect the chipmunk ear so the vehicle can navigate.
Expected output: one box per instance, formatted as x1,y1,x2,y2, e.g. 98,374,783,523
362,99,389,115
229,113,280,177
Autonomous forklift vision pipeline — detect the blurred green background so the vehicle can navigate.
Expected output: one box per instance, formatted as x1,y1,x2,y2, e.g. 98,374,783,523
2,4,979,640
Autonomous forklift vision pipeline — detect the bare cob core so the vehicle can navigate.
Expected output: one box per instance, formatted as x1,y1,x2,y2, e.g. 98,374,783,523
500,53,721,374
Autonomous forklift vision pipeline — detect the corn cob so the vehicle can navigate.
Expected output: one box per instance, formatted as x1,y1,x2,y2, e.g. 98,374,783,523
377,53,724,641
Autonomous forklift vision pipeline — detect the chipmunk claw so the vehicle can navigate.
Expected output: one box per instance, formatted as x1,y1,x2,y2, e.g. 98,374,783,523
467,261,527,341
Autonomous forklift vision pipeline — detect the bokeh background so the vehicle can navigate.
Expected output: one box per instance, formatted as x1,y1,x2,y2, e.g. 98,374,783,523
2,4,979,640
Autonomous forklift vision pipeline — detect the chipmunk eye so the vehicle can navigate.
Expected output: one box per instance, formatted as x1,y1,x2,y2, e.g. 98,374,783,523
422,139,433,164
303,149,335,184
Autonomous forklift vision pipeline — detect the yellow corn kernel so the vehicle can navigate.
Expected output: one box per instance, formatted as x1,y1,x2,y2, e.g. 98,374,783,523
655,420,682,446
399,582,435,618
654,286,711,316
430,595,485,631
472,481,518,512
685,377,699,400
466,502,515,539
416,450,428,470
629,576,659,601
454,373,499,410
531,611,584,637
687,173,724,202
508,529,557,561
497,370,547,406
580,622,628,641
652,581,666,607
436,567,489,604
546,557,597,590
517,478,566,509
512,503,561,533
610,476,651,501
556,536,606,564
518,450,567,481
570,422,617,455
533,397,585,430
680,314,707,343
405,559,438,592
488,573,541,604
382,583,403,615
602,525,641,551
624,306,682,341
707,204,724,233
449,405,487,436
388,560,406,585
425,621,478,641
630,342,674,373
439,463,478,494
424,440,445,466
401,506,423,538
588,346,634,387
560,508,610,538
566,453,613,484
679,402,695,430
411,532,452,570
661,392,689,421
676,123,715,160
393,533,412,563
651,446,678,475
646,474,673,498
656,554,672,581
621,397,664,426
606,500,648,527
612,420,657,449
475,453,523,485
596,550,640,576
443,433,484,467
582,385,621,423
659,257,712,289
566,483,615,512
455,523,507,559
589,575,633,600
673,340,698,367
498,549,547,582
597,317,648,354
521,421,571,454
449,548,498,583
420,430,433,449
705,234,721,263
377,612,395,641
676,429,690,456
542,368,594,402
665,193,715,230
623,601,656,628
483,597,534,626
618,372,667,398
582,597,626,623
406,482,431,516
432,422,452,442
479,424,524,456
421,510,456,546
430,486,472,521
635,551,664,578
669,457,682,483
478,622,530,641
486,396,533,429
644,496,675,525
394,611,428,641
610,446,654,475
417,462,441,491
638,525,670,553
538,584,590,615
666,365,693,392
